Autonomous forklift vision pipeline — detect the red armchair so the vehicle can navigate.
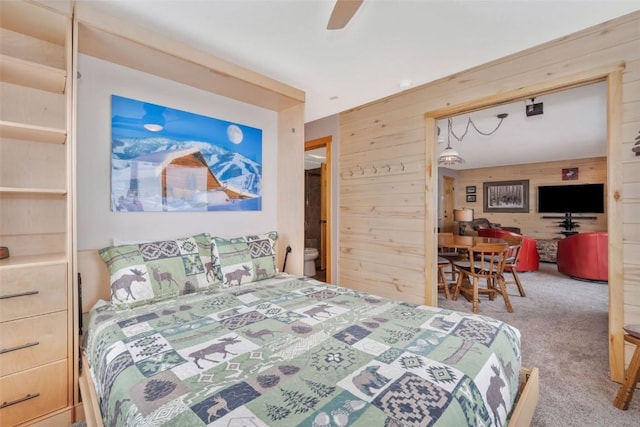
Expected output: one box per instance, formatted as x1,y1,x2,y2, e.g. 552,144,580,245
477,228,540,272
556,232,608,282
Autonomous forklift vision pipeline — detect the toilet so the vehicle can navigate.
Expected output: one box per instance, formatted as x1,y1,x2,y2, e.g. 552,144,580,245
304,248,319,277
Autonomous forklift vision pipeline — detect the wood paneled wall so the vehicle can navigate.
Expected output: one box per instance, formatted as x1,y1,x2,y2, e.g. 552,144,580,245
454,157,607,240
338,10,640,380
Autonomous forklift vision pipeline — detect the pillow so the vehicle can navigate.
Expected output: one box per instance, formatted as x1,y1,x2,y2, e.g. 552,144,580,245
99,233,218,308
211,231,278,287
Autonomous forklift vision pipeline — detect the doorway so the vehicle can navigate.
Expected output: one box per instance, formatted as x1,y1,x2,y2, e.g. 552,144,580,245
305,136,332,282
426,71,624,382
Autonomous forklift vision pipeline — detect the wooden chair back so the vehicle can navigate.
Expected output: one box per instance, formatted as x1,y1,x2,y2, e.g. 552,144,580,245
503,236,523,269
467,242,509,278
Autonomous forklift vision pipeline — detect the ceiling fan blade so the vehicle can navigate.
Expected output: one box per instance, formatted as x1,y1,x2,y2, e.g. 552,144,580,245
327,0,364,30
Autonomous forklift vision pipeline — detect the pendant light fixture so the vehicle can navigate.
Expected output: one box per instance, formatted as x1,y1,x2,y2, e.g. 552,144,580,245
438,113,509,167
438,118,465,166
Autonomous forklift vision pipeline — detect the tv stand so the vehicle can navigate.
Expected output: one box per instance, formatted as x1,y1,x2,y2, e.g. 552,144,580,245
541,212,597,237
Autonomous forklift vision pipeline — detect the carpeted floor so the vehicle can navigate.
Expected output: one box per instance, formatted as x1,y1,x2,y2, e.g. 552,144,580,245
439,262,640,426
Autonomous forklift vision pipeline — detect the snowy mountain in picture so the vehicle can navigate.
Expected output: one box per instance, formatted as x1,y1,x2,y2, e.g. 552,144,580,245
111,137,262,211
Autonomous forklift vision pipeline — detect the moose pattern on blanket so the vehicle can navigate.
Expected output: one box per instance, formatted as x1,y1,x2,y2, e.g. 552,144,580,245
84,276,521,426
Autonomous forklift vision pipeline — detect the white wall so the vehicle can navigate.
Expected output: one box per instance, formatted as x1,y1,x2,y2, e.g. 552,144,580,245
76,55,278,250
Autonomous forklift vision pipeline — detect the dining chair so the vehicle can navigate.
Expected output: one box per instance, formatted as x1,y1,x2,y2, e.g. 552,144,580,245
453,242,513,313
502,236,526,297
614,324,640,410
437,256,452,299
438,232,462,281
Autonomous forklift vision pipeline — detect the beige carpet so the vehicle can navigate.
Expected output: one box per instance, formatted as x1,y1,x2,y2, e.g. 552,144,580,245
439,262,640,426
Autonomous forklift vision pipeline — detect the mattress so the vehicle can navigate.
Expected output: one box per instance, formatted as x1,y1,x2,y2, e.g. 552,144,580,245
83,275,522,426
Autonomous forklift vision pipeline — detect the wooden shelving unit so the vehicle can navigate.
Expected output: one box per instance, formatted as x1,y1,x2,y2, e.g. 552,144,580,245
0,1,75,425
0,120,67,144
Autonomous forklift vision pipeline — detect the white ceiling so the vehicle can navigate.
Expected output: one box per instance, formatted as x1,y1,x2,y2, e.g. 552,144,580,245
306,81,607,170
77,0,640,122
437,81,608,170
79,1,638,168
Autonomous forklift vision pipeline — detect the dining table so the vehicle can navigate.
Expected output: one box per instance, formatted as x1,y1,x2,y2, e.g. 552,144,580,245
437,234,507,250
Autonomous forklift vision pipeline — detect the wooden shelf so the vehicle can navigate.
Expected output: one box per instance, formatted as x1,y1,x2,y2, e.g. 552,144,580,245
0,253,67,270
0,1,75,423
0,1,67,46
0,54,67,93
0,187,66,196
0,121,67,144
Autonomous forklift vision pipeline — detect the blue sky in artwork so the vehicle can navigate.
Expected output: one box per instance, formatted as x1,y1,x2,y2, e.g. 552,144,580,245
111,94,262,163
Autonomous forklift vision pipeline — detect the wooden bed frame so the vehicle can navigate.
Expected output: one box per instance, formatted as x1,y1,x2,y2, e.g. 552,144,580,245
76,249,540,426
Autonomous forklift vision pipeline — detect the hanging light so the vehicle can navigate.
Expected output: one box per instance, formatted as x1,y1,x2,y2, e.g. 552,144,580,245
438,113,509,166
438,118,465,166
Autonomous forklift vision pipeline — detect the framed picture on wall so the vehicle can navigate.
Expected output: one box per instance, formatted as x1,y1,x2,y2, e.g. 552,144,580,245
483,179,529,213
110,95,263,212
466,194,476,203
466,185,476,194
562,168,579,180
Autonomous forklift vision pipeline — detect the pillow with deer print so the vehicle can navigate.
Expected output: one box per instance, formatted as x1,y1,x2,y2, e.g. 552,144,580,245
211,231,278,288
99,233,220,308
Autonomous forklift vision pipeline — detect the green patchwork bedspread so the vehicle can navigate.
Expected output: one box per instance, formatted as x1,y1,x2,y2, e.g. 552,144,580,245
84,275,521,426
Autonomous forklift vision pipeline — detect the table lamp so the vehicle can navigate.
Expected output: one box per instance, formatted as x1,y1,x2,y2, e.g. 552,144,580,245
454,208,474,235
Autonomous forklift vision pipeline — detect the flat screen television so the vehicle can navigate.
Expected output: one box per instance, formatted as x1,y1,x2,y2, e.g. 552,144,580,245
537,183,605,214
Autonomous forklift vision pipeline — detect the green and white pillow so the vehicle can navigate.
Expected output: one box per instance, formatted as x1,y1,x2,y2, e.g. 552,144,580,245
99,233,218,308
211,231,278,287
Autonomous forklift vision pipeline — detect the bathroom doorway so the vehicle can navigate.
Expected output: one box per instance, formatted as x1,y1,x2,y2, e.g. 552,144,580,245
305,136,332,282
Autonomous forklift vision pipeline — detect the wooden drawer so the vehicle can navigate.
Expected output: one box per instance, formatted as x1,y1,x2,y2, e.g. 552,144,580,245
0,310,67,376
0,359,67,426
0,262,67,322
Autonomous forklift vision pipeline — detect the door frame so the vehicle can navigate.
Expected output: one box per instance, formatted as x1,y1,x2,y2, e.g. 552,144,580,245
425,67,624,381
442,176,455,233
305,136,332,282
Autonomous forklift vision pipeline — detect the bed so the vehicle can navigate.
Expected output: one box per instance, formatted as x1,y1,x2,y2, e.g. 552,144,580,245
77,233,539,426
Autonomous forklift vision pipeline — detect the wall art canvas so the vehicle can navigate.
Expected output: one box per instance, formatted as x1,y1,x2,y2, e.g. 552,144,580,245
483,180,529,213
110,95,262,212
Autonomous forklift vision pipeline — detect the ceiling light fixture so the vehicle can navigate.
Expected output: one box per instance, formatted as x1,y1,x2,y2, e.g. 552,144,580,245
438,112,509,166
438,118,465,166
399,79,412,90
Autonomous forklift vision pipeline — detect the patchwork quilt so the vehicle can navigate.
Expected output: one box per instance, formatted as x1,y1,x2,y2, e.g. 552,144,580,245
84,275,522,426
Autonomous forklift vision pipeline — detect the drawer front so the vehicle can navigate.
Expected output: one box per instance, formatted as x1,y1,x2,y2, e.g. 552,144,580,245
0,359,67,426
0,262,67,322
0,311,67,376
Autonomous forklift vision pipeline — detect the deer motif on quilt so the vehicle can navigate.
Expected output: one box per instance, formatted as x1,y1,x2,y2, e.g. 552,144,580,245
111,268,146,302
150,264,178,290
244,328,275,341
303,303,334,320
486,365,507,427
206,394,229,422
189,336,241,369
225,265,251,286
255,262,268,280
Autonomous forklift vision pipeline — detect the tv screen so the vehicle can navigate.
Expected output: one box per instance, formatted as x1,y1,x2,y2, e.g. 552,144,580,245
537,183,605,213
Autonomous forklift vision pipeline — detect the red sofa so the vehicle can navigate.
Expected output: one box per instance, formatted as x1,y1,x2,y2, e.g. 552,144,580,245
556,232,608,281
477,228,540,272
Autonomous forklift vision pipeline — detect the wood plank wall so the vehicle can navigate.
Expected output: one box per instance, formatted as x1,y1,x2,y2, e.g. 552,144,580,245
338,11,640,379
452,156,607,240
